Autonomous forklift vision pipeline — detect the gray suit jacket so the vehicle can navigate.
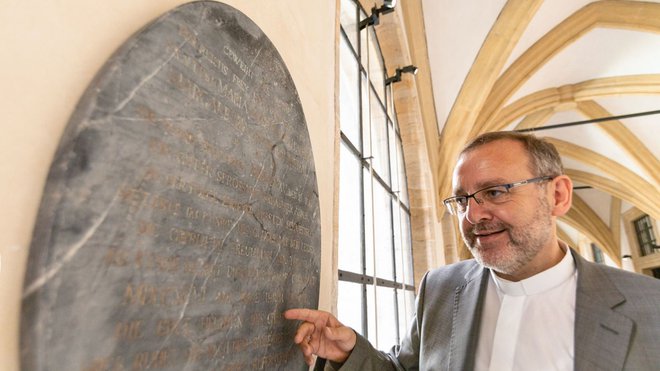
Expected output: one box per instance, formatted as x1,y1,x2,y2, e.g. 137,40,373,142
331,250,660,370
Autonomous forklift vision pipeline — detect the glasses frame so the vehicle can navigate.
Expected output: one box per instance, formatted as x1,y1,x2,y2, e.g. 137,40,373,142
443,176,554,215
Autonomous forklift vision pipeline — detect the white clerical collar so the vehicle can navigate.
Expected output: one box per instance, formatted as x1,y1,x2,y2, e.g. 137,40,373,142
490,246,576,296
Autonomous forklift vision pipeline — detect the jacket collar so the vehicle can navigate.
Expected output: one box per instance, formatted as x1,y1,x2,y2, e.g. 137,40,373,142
448,250,633,371
448,262,489,370
571,249,633,371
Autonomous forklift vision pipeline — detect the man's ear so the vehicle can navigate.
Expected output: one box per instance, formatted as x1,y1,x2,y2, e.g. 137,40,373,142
551,175,573,217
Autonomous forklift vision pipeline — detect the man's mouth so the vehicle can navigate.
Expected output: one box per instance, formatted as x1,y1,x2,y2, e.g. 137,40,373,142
473,229,506,237
470,228,508,248
466,223,510,248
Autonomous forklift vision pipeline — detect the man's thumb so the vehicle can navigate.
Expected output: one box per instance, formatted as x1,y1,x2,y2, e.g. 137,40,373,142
325,326,349,341
324,326,357,353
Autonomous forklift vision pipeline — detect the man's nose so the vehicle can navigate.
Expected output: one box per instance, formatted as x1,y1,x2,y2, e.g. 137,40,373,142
464,197,492,224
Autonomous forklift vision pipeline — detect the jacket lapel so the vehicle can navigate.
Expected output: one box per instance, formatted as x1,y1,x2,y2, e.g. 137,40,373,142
448,264,489,371
573,251,633,371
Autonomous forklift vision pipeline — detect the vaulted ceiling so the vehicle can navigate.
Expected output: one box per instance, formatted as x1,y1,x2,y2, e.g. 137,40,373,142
405,0,660,264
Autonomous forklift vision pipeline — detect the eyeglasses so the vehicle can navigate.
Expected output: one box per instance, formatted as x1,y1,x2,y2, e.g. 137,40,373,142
443,176,553,216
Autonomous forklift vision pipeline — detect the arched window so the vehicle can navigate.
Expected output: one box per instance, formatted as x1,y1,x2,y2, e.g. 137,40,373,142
337,0,415,350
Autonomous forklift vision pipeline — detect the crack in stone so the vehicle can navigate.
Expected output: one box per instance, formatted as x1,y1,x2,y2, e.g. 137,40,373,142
149,153,270,359
23,192,119,299
111,116,212,122
248,45,263,78
112,38,188,114
298,277,312,296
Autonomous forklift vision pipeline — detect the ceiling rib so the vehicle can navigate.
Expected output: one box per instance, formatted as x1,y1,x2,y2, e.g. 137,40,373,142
491,74,660,131
565,169,660,221
474,0,660,134
548,138,660,216
436,0,543,202
517,107,660,133
563,194,620,266
575,101,660,186
504,99,660,187
514,108,554,131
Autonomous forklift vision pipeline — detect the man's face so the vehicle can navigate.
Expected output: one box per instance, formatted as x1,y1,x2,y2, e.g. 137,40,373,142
452,139,555,278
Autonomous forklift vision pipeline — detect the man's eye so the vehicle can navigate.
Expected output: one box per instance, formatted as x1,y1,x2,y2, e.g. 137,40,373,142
483,189,506,199
456,197,468,206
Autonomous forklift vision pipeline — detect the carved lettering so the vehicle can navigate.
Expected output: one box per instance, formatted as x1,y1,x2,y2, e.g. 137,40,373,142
24,5,320,370
169,227,223,250
155,318,193,338
122,283,206,307
104,248,129,267
173,48,249,113
137,220,158,236
223,45,253,79
200,313,242,332
187,342,228,363
232,73,248,91
168,71,235,122
251,350,294,369
182,259,224,278
239,291,284,306
115,320,142,340
83,356,126,371
131,349,171,370
177,25,230,75
232,243,273,260
286,220,311,237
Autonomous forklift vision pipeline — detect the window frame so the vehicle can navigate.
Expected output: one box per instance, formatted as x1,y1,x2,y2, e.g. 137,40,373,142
633,214,658,257
622,207,660,277
337,0,415,350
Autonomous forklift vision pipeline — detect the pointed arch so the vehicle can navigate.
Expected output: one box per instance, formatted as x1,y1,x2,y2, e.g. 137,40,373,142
493,74,660,131
435,0,544,201
575,101,660,186
547,138,660,215
475,1,660,132
565,169,660,220
563,194,620,266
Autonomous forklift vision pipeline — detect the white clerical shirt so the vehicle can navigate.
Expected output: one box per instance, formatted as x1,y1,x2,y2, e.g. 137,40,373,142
474,246,578,371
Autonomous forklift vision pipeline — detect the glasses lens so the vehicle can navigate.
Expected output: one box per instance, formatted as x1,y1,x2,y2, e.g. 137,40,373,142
444,197,467,215
475,185,510,204
455,197,468,213
444,198,457,215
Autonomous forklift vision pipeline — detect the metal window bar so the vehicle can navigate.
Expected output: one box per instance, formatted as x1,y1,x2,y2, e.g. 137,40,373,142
340,5,370,339
363,22,380,349
634,215,657,256
515,109,660,133
340,0,416,346
387,84,402,343
339,270,414,291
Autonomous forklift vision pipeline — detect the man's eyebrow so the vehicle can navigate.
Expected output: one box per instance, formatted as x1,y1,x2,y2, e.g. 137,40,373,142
475,178,509,189
451,185,466,196
453,178,509,195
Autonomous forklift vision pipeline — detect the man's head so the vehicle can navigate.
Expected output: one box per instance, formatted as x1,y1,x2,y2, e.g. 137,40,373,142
460,131,564,179
447,131,573,281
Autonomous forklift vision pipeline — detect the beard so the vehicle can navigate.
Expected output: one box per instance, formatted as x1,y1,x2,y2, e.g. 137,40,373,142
462,195,554,276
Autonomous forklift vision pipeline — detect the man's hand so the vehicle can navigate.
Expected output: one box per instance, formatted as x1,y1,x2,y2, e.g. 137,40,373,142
284,308,357,366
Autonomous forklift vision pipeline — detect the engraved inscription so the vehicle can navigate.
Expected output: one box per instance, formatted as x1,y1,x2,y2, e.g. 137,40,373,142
21,3,319,370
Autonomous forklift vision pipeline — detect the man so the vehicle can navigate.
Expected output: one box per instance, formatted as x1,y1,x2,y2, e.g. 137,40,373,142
285,131,660,370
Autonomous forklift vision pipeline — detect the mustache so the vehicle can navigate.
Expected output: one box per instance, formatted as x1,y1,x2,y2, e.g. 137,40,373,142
468,222,508,236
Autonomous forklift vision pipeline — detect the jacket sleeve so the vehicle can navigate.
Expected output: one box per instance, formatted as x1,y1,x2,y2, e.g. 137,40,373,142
316,272,430,371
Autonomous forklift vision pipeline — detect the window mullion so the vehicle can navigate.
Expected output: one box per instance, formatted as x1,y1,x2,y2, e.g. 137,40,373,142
362,24,380,349
337,0,415,351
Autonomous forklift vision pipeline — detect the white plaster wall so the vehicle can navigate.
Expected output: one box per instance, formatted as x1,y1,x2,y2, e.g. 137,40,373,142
0,1,337,369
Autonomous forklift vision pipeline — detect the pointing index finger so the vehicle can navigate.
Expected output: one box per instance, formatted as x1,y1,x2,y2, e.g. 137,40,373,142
283,308,321,322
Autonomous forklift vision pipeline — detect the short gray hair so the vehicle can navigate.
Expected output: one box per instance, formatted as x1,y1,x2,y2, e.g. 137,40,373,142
460,131,564,177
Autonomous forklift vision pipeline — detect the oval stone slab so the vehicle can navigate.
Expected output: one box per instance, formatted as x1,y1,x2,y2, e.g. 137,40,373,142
21,2,320,370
